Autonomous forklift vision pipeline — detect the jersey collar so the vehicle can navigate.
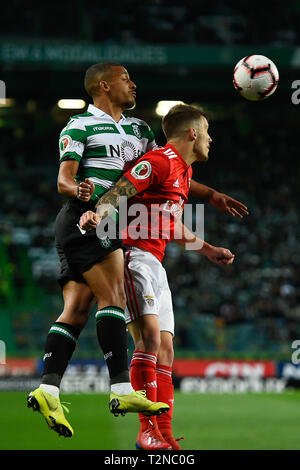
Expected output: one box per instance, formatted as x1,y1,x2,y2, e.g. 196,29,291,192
165,143,190,169
87,104,126,122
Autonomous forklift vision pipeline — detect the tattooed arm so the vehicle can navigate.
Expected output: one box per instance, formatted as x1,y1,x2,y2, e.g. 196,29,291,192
79,175,138,230
95,176,138,214
79,152,169,230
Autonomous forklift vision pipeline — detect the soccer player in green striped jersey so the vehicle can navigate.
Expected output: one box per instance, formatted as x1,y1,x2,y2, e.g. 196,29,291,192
58,87,156,202
27,63,170,437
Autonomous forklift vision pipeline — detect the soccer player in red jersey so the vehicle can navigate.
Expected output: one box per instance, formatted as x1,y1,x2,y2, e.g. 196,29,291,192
80,103,235,450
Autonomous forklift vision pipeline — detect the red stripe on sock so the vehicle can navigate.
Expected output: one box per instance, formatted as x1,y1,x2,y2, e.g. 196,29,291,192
131,351,157,367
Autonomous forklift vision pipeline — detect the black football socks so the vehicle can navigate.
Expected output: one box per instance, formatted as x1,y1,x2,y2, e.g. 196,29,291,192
41,321,80,387
95,306,130,384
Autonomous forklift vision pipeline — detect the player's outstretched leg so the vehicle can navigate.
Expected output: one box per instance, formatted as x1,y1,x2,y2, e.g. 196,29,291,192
129,349,171,449
83,254,170,418
27,387,74,437
156,364,184,450
95,306,169,417
26,281,93,437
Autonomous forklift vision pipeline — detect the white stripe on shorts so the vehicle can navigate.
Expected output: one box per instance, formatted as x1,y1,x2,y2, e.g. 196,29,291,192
124,250,140,322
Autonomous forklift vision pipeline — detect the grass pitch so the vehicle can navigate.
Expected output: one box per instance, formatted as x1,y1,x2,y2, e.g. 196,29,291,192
1,391,300,450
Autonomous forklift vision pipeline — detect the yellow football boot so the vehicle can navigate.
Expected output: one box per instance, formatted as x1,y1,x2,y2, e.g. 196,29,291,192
109,389,170,417
27,387,73,437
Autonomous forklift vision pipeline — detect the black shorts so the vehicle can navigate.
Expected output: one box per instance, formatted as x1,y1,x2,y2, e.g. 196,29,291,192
55,199,123,288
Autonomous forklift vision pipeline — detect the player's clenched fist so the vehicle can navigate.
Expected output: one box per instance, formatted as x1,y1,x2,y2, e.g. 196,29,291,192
80,210,101,230
76,178,95,202
206,246,235,266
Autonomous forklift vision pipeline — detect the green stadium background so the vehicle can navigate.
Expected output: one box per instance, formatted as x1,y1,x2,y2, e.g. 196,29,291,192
1,0,300,450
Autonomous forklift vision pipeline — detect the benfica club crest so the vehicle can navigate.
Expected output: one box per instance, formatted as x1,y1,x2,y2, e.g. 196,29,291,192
143,295,154,307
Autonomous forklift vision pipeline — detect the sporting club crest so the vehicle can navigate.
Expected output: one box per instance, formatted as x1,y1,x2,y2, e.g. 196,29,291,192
132,124,142,139
99,236,112,249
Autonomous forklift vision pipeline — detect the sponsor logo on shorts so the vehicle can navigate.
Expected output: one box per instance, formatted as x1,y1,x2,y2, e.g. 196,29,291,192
130,161,152,179
43,352,52,361
104,351,113,361
77,223,86,235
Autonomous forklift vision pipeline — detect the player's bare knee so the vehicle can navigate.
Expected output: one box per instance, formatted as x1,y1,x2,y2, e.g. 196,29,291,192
158,343,174,366
142,331,161,355
73,310,89,330
135,338,145,351
57,308,89,331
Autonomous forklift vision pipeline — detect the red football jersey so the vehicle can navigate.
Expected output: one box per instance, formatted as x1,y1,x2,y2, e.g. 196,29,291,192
121,144,193,261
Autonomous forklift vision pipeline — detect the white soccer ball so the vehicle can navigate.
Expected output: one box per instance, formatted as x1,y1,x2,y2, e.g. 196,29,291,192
233,55,279,101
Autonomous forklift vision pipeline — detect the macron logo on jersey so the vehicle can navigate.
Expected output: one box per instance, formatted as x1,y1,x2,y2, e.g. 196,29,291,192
164,148,177,159
173,179,180,188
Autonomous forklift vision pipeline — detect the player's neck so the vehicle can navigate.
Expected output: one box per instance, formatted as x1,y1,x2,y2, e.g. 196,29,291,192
92,99,123,123
167,140,196,166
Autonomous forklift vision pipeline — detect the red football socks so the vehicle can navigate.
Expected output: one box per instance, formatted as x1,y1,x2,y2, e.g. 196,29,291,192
130,350,158,430
156,364,174,434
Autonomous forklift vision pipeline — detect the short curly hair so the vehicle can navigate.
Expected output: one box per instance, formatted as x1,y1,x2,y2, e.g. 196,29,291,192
162,104,207,139
84,62,121,97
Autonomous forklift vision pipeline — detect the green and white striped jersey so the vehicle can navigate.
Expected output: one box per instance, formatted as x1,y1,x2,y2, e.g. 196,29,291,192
59,104,157,202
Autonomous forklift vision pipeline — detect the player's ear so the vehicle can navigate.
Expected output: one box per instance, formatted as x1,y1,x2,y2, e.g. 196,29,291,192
99,80,110,92
188,127,197,141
